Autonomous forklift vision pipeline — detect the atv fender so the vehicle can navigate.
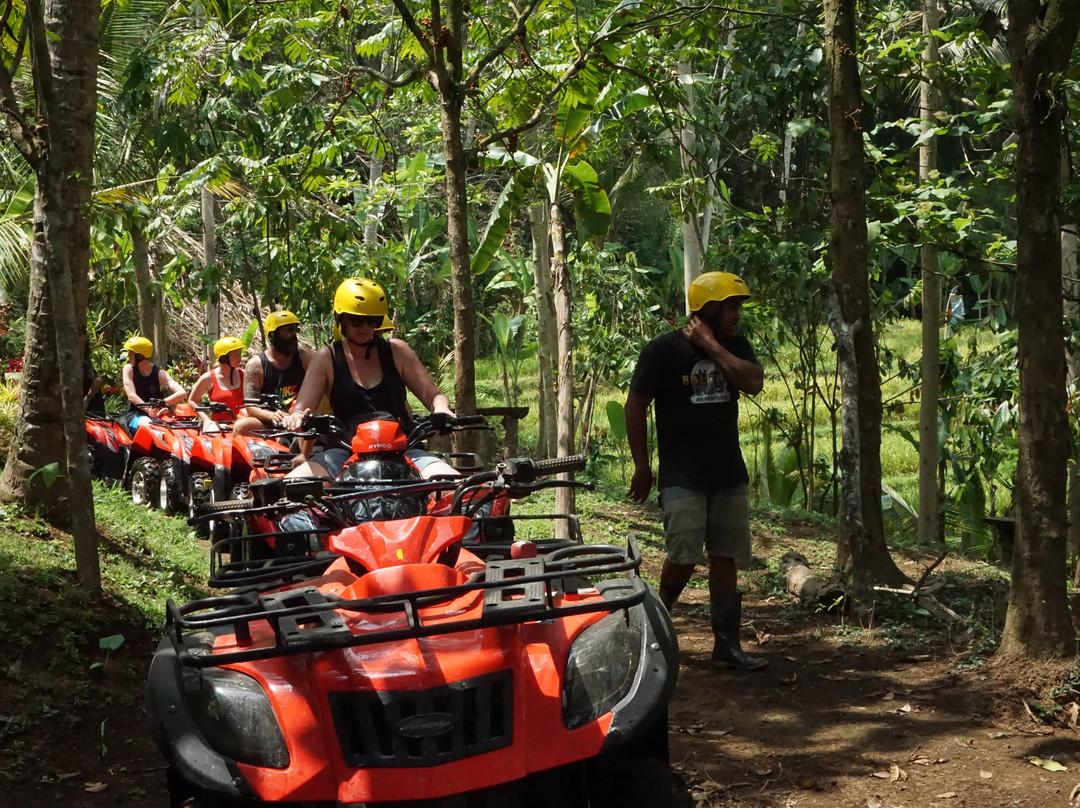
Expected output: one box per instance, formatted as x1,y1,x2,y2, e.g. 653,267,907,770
595,579,679,758
145,637,254,800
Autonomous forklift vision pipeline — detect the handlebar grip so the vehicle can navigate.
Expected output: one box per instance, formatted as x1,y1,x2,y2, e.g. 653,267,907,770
533,455,586,476
452,415,487,426
197,498,253,515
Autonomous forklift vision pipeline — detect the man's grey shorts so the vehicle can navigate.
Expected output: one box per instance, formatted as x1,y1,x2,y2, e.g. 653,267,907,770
660,485,751,565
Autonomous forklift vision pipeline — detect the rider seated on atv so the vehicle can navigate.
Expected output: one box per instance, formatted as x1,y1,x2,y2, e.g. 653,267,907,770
233,310,314,436
121,336,188,436
281,277,458,480
187,336,246,433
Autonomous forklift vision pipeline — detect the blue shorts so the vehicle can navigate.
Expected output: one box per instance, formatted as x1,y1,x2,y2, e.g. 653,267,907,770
308,447,445,478
660,485,751,565
122,412,150,437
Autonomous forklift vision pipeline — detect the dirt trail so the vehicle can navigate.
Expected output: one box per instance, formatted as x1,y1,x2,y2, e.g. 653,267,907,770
668,590,1080,808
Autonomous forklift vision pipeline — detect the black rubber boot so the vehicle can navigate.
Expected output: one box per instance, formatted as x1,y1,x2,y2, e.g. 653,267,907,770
710,592,767,671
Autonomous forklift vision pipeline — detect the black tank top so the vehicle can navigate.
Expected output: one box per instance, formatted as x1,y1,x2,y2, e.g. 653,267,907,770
128,364,162,412
258,350,306,406
329,339,413,434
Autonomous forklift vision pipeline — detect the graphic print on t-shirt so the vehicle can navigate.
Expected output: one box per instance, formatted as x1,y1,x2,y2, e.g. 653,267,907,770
688,359,731,404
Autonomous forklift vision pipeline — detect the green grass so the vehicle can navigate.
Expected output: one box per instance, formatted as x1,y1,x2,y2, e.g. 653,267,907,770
0,483,210,632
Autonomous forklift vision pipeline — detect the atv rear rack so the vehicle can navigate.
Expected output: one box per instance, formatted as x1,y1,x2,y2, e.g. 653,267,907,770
167,538,647,668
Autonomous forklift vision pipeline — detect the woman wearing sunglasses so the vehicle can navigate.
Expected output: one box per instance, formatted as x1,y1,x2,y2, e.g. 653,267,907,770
282,277,456,479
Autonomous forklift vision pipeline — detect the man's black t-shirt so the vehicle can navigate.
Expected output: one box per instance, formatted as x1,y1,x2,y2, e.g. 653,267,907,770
629,329,758,491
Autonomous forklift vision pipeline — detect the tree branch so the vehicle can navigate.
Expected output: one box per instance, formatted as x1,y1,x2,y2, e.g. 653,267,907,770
351,62,425,89
0,15,39,165
463,0,541,89
389,0,435,62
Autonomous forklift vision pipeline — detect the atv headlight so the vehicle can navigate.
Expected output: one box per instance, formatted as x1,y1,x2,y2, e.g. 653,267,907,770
562,610,643,730
248,442,276,460
183,667,289,768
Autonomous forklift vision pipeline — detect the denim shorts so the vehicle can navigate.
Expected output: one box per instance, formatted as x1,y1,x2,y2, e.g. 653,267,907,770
308,447,444,478
660,485,751,564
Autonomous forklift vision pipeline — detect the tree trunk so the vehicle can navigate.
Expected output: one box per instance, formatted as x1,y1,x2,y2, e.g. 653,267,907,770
823,0,907,612
1064,150,1080,595
917,0,942,548
551,202,574,536
678,60,702,313
150,246,167,367
203,188,219,354
0,247,67,511
434,0,477,454
530,203,557,457
0,0,101,596
1000,0,1080,658
364,152,385,244
130,218,156,342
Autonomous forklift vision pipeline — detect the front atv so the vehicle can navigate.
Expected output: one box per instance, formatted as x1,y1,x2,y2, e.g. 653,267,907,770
147,457,690,807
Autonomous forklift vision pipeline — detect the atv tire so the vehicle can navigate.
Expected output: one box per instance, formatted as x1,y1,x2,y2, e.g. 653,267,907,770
130,457,160,508
188,472,211,537
204,467,233,543
158,457,186,514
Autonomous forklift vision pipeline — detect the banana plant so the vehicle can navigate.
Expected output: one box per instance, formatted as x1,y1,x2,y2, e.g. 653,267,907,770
471,83,655,275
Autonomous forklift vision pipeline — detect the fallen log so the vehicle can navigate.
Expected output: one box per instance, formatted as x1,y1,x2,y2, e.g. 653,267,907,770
781,551,847,609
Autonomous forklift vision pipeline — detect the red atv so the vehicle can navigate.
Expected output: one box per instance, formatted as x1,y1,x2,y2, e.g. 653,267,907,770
85,410,132,484
185,400,295,540
124,400,203,509
148,456,690,808
216,411,499,554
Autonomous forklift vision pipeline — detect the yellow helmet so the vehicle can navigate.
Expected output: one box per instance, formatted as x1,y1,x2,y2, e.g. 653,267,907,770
213,336,245,362
687,272,752,312
333,278,393,331
265,310,300,335
123,336,153,359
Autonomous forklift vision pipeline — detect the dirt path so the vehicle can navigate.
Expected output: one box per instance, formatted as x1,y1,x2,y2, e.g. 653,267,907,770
668,591,1080,808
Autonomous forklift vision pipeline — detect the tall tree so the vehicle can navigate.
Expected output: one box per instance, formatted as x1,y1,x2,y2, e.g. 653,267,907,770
917,0,942,548
999,0,1080,658
0,0,102,596
822,0,907,609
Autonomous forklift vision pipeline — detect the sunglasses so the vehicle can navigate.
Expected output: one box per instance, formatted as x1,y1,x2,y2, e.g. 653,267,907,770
342,314,384,328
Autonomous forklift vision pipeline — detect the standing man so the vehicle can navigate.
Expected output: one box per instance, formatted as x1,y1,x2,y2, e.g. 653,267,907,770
233,310,315,436
625,272,767,671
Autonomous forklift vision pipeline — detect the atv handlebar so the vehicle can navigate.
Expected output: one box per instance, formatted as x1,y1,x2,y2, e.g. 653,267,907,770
532,455,586,476
194,402,233,415
244,394,286,412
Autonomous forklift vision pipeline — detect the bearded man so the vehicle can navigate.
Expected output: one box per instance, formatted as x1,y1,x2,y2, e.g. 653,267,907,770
233,310,315,436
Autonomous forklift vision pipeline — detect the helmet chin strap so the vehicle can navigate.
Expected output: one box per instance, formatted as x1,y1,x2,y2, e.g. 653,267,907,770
345,334,377,359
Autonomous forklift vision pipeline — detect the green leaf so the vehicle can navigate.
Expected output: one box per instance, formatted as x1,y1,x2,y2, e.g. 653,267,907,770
492,312,511,352
471,166,539,275
28,462,60,489
564,162,611,236
240,319,259,349
557,100,591,149
1028,757,1068,772
99,634,125,652
606,400,627,442
786,118,815,138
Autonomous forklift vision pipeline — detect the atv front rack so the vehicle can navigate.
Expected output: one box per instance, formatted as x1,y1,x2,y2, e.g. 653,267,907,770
167,537,647,668
205,511,584,591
